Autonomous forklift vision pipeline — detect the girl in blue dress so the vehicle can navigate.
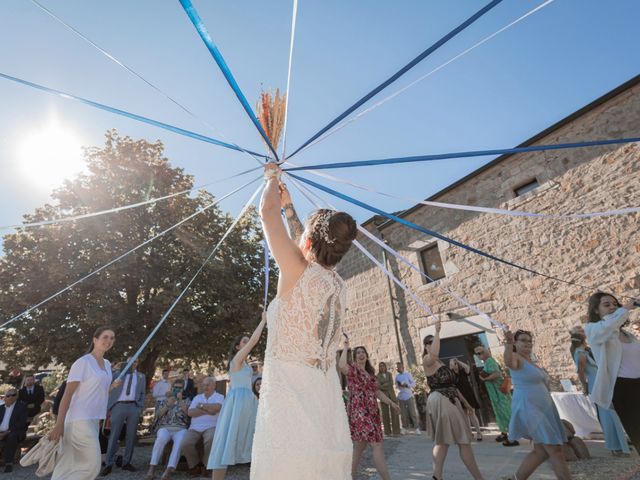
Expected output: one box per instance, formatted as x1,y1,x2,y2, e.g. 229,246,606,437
208,313,267,480
503,329,571,480
570,326,629,455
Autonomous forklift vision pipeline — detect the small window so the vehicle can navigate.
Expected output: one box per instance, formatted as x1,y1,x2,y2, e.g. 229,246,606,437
514,179,540,197
420,244,446,282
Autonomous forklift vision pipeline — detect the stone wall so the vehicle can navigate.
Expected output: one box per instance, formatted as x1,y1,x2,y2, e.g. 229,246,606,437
337,78,640,383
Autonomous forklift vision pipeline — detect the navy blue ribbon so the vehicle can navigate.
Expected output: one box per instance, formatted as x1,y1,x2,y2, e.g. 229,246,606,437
0,72,266,158
286,0,503,160
284,137,640,172
179,0,278,161
288,173,592,289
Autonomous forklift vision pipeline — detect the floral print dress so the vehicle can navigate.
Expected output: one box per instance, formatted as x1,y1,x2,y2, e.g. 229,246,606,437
347,364,383,442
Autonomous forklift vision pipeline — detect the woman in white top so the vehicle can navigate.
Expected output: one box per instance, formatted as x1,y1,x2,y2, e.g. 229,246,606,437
584,292,640,453
49,326,120,479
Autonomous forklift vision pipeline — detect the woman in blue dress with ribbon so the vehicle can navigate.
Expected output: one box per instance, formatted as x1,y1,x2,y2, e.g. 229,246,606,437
503,329,571,480
570,326,629,455
208,314,267,480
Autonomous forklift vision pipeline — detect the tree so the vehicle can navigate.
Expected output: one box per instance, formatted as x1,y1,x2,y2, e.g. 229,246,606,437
0,130,275,380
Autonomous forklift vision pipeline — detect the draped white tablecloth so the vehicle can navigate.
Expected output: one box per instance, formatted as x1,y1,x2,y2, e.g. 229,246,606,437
551,392,602,438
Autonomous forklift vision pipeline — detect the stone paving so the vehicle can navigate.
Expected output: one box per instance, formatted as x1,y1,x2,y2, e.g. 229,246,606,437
7,432,640,479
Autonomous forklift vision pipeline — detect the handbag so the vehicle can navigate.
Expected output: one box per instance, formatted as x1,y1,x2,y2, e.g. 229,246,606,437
499,375,512,394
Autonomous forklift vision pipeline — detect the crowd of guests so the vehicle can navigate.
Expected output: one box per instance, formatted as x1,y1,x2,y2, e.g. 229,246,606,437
0,291,638,480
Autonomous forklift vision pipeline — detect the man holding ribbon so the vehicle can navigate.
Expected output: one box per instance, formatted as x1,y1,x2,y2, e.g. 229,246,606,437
101,358,146,475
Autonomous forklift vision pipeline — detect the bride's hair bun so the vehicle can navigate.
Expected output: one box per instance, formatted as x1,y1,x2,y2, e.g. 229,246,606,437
306,209,357,267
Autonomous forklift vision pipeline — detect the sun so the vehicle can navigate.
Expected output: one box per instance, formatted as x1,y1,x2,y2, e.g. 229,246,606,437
17,120,85,190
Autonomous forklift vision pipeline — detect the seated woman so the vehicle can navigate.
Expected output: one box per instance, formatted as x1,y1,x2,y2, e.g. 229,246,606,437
145,379,190,480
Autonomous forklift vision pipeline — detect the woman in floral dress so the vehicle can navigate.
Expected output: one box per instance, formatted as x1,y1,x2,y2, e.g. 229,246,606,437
339,340,400,480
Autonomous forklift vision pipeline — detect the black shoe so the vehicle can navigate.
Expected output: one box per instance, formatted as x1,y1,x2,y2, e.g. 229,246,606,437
503,440,520,447
3,465,13,473
116,455,123,467
495,433,507,442
121,464,137,472
100,465,113,476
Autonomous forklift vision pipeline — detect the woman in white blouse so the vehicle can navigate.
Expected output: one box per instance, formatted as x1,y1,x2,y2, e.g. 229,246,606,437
49,326,121,479
585,292,639,453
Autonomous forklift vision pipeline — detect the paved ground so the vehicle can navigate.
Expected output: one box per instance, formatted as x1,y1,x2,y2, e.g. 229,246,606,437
7,432,640,479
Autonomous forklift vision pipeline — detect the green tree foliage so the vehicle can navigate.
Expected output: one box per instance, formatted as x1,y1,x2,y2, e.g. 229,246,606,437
0,131,275,379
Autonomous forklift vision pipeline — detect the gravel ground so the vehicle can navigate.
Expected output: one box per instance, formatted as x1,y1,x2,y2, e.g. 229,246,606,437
6,433,640,479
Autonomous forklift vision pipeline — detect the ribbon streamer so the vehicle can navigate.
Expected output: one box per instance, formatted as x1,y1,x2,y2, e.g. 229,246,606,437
281,0,299,159
178,0,278,160
0,166,262,231
286,0,503,159
292,162,640,219
0,72,266,158
293,0,555,156
117,183,264,380
288,173,600,291
285,137,640,172
263,240,270,311
29,0,264,166
0,176,261,331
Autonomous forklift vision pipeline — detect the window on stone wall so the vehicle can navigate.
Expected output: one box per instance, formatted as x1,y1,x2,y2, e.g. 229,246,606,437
420,244,446,282
514,178,540,197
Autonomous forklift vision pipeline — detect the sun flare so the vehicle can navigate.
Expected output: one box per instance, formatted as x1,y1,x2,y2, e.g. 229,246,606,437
17,120,85,190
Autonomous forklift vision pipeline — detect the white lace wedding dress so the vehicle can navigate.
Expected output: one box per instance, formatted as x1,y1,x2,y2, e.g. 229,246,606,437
251,262,352,479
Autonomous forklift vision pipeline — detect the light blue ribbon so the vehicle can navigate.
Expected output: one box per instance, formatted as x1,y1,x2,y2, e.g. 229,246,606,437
178,0,278,160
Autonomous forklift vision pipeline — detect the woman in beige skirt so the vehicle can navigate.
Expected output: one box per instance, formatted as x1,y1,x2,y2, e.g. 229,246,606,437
423,320,485,480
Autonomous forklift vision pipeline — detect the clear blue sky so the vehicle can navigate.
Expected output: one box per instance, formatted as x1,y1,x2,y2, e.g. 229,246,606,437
1,0,638,240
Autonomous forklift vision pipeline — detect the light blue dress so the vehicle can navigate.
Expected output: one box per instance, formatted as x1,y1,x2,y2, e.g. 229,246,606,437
573,347,629,453
208,363,259,469
508,360,567,445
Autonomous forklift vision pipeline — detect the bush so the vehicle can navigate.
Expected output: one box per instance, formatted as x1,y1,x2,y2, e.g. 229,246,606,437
41,369,67,395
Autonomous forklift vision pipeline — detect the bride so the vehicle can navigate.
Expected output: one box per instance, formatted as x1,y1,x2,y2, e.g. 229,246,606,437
251,164,357,479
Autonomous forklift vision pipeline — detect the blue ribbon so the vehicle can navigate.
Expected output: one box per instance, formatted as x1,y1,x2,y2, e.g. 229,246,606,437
288,173,591,289
263,240,270,311
0,72,266,158
179,0,278,161
284,137,640,172
286,0,503,160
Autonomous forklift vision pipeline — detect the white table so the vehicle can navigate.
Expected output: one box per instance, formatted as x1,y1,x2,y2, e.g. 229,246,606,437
551,392,601,438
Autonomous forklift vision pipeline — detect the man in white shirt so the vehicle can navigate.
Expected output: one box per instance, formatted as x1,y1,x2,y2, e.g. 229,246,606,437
395,363,421,434
0,388,28,473
181,377,224,475
101,358,146,475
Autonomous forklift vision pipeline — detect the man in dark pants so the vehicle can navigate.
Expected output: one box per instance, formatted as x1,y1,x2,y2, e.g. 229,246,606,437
0,388,28,473
18,375,45,423
100,359,146,475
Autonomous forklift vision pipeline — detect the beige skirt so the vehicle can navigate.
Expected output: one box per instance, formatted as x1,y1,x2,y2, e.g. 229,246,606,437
426,391,472,445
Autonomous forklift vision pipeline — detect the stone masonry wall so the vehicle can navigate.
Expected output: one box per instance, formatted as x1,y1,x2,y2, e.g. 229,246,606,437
337,80,640,384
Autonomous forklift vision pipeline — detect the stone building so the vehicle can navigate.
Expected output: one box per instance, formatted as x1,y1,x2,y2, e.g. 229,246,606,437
336,74,640,387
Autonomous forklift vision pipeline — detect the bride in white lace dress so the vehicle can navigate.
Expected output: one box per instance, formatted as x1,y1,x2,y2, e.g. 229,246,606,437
251,164,357,479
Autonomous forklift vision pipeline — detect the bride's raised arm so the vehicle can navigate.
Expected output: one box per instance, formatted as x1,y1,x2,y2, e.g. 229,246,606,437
259,164,307,293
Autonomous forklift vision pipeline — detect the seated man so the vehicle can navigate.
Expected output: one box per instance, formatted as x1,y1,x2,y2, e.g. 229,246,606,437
18,375,45,423
0,388,28,473
181,377,224,475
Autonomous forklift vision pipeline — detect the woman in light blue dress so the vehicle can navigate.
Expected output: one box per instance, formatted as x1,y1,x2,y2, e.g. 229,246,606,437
570,327,629,455
208,314,267,480
503,329,570,480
